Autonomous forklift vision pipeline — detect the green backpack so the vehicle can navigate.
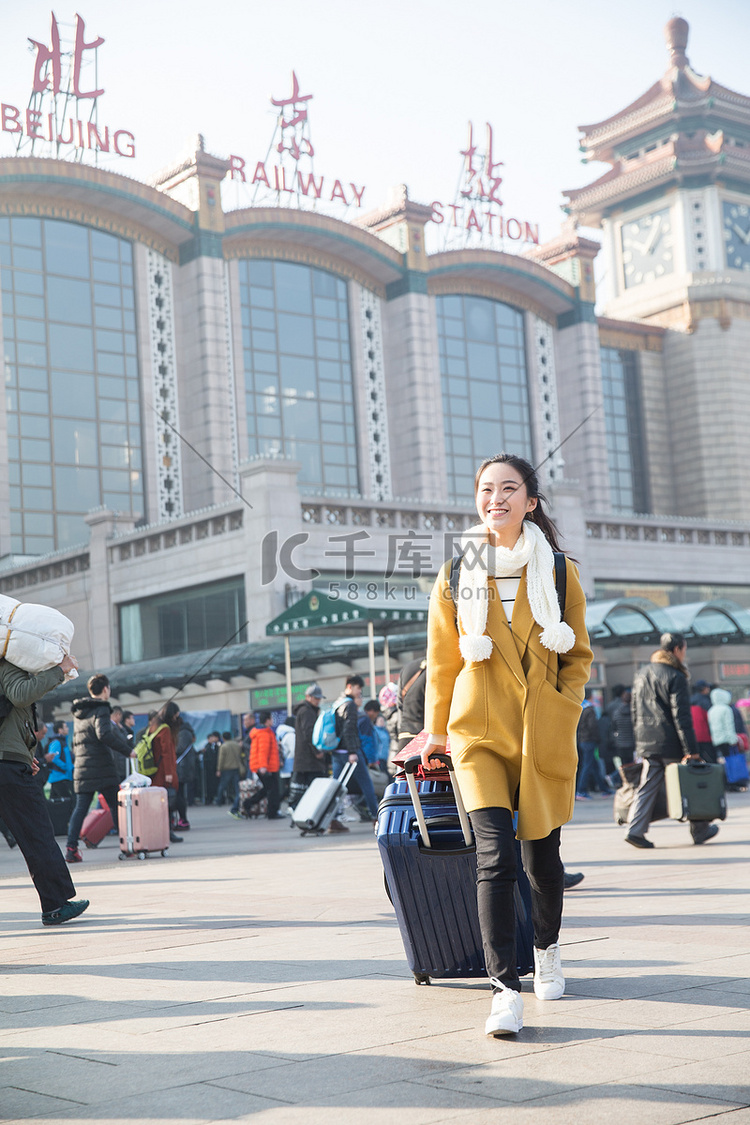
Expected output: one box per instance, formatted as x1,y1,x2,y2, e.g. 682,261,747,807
134,723,167,777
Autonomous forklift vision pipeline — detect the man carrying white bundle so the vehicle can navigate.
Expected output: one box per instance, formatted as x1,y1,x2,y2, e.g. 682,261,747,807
0,651,90,926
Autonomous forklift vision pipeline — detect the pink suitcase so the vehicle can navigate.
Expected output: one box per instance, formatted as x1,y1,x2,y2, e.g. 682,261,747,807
81,795,114,847
118,786,170,859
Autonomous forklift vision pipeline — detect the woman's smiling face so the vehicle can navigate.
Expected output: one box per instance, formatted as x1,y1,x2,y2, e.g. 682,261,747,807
475,461,537,546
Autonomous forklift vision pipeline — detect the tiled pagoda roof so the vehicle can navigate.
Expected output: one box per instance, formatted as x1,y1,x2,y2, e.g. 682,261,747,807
563,19,750,225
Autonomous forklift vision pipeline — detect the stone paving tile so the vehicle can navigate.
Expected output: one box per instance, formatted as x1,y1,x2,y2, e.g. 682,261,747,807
207,1048,458,1102
0,1048,293,1104
4,1080,282,1122
412,1040,688,1104
558,989,749,1029
626,1055,750,1105
227,1078,507,1120
2,795,750,1124
436,1083,745,1125
593,1025,750,1061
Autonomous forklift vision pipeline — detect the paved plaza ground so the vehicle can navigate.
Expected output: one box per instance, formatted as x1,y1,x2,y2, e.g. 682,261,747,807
2,789,750,1124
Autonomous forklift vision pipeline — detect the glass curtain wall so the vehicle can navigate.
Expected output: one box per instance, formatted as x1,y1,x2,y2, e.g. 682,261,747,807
119,577,247,663
0,216,143,554
239,259,359,495
600,347,650,514
436,294,532,503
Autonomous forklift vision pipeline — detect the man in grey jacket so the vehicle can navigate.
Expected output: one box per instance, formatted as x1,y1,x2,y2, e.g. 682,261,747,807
0,653,90,925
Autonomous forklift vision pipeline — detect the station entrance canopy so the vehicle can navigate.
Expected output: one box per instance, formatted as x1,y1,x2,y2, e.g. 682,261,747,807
266,589,429,706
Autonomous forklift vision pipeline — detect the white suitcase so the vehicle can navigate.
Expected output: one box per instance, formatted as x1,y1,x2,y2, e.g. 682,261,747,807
292,760,357,836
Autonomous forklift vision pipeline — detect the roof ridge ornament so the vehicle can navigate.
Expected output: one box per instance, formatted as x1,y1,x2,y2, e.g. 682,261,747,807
665,17,689,70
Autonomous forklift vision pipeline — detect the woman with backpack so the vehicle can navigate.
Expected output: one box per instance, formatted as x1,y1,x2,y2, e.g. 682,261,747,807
146,701,183,843
421,453,592,1037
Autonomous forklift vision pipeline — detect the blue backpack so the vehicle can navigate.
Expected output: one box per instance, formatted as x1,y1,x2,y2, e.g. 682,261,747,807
312,706,341,751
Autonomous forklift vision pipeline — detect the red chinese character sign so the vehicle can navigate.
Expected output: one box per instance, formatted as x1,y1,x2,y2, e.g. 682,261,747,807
1,11,136,163
227,71,366,215
30,12,104,99
428,122,539,252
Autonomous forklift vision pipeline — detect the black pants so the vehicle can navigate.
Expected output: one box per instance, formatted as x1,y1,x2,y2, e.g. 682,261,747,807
243,771,280,818
0,761,76,913
470,806,564,992
67,788,120,850
49,780,74,799
171,786,187,822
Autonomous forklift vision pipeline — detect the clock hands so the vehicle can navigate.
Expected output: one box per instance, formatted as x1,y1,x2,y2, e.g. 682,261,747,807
628,216,665,256
642,215,663,256
732,222,750,246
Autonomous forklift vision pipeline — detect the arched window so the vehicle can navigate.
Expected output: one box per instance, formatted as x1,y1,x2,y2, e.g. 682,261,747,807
436,294,531,502
0,216,143,554
239,260,359,495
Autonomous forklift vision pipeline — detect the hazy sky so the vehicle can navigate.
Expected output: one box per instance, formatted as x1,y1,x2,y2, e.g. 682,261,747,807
2,0,748,248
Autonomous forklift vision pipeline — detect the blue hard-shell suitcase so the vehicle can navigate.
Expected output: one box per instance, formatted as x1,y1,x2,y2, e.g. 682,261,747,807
377,753,534,985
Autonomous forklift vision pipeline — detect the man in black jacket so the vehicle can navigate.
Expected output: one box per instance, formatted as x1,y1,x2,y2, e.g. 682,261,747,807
626,632,717,849
332,674,379,822
396,657,426,752
291,683,327,808
65,674,133,862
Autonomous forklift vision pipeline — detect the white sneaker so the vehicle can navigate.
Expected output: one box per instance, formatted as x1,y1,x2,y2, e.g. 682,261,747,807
485,980,524,1036
533,942,565,1000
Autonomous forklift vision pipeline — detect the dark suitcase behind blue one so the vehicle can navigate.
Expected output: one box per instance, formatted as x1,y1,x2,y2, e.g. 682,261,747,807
377,753,534,985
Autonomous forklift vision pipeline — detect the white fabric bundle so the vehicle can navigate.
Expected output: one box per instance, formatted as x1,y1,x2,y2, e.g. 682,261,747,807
120,771,151,788
0,594,77,679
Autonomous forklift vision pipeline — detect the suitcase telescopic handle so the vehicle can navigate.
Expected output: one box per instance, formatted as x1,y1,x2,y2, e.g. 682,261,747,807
403,752,473,848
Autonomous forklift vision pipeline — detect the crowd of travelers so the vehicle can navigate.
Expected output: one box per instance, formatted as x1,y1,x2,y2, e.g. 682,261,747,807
574,631,748,848
1,630,749,928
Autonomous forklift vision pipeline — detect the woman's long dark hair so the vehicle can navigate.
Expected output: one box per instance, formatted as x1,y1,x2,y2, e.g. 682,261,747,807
473,452,565,554
149,700,181,737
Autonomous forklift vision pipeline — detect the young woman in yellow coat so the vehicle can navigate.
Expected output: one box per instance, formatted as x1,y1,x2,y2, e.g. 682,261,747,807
421,453,592,1037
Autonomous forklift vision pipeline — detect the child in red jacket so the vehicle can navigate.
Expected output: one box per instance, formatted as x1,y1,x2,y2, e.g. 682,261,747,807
244,712,283,820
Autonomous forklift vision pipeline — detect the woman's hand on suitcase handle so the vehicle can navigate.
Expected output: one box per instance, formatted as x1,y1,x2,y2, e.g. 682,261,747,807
421,734,447,772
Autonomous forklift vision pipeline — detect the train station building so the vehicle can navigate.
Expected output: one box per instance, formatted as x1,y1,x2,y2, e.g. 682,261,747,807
1,17,750,715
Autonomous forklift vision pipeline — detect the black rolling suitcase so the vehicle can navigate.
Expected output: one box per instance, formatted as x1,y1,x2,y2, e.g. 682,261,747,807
377,752,534,985
47,795,74,836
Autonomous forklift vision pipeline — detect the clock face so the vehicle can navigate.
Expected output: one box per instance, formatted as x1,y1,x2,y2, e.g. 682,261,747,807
620,208,674,289
723,201,750,271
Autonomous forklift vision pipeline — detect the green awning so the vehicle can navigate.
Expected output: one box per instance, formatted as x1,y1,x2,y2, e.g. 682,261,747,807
266,588,429,636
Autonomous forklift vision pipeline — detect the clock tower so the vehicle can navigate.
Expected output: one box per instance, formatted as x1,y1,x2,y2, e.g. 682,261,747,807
562,19,750,520
564,17,750,329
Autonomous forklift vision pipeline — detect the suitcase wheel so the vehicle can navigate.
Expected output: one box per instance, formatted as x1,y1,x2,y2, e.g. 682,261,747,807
84,840,98,849
137,851,147,860
414,972,431,985
118,852,126,861
161,849,168,857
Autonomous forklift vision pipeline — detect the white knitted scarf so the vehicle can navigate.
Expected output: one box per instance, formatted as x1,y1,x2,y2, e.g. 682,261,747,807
456,520,576,662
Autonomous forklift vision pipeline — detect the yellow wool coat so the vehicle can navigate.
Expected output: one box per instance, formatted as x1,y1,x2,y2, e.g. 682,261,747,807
424,557,593,840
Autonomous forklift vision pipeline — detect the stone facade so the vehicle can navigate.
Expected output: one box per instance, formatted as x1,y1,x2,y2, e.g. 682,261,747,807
2,20,750,713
